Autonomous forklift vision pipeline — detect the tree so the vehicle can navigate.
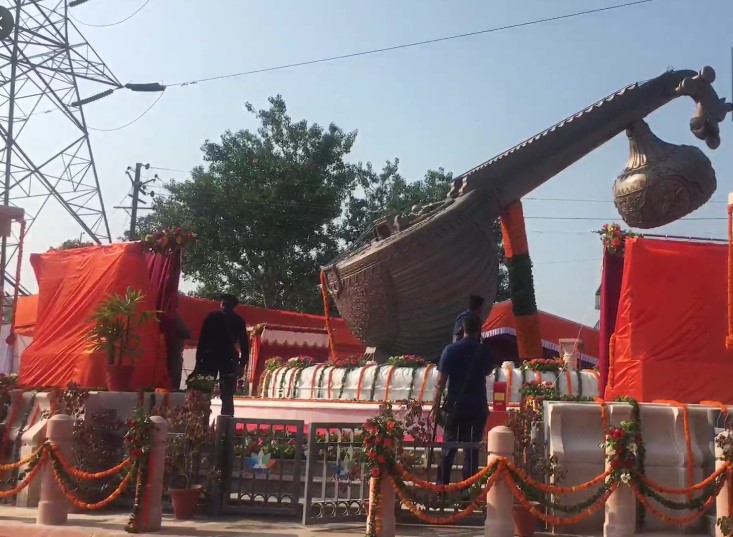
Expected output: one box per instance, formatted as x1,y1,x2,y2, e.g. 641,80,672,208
48,238,94,251
141,95,509,314
339,161,510,301
137,95,357,313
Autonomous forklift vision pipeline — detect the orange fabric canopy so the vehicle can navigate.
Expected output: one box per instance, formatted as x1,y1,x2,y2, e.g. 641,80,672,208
482,300,600,364
16,291,364,352
175,295,363,350
604,238,733,403
18,243,168,389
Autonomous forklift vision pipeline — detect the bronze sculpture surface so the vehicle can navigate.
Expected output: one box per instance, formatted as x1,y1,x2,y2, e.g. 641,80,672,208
323,67,733,358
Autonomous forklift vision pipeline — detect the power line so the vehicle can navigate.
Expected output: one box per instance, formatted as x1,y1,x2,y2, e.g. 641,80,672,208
70,0,151,28
168,0,653,87
87,92,165,132
149,166,191,174
523,216,727,221
13,1,655,134
525,196,729,205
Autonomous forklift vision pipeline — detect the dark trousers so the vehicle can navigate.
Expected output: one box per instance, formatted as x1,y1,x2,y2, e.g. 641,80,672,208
438,413,488,485
198,363,236,417
168,350,183,391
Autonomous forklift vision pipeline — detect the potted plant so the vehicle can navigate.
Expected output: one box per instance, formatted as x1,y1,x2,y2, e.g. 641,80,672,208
87,287,158,391
506,383,567,537
155,382,216,519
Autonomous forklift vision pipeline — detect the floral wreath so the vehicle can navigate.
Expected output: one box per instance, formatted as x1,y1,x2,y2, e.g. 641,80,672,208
141,227,196,255
596,223,636,256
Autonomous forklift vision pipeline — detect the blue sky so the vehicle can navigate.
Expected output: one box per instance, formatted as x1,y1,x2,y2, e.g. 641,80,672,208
21,0,733,325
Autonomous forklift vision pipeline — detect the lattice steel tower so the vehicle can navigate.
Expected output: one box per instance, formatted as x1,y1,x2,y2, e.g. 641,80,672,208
0,0,121,301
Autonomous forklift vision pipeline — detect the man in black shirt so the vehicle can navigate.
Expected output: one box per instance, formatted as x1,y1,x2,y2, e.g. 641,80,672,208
452,295,485,342
431,313,495,485
194,293,248,416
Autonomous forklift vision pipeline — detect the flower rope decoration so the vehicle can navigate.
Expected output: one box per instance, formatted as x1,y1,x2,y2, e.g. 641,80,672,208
141,227,196,255
596,223,636,256
521,358,565,374
385,355,426,368
124,409,156,533
48,444,134,511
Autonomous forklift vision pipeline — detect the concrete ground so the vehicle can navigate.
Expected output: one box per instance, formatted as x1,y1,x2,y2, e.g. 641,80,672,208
0,507,713,537
0,507,478,536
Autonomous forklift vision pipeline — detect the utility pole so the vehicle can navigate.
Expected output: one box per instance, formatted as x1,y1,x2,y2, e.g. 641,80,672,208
115,163,157,240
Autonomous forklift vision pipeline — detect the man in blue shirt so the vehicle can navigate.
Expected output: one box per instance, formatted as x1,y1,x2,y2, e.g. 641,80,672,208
452,295,485,342
431,313,495,485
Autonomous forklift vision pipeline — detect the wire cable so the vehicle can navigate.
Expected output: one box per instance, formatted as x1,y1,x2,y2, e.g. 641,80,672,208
87,92,165,132
70,0,151,28
168,0,653,87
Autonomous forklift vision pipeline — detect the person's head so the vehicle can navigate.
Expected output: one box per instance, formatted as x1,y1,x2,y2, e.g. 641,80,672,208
468,295,485,315
220,293,239,311
462,313,482,340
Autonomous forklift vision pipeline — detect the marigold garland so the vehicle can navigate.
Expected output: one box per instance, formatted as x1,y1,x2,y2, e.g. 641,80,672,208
327,367,336,399
319,271,338,361
49,442,131,479
503,467,616,525
631,483,719,525
50,451,133,511
564,369,573,396
393,459,498,493
595,397,608,432
310,364,325,398
504,458,610,494
639,463,730,494
416,364,434,402
701,400,729,425
607,334,618,389
383,366,397,402
0,449,46,498
653,400,694,503
0,443,44,471
387,467,503,525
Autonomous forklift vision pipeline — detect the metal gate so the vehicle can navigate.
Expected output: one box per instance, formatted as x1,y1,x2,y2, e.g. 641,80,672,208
302,422,368,525
211,415,305,517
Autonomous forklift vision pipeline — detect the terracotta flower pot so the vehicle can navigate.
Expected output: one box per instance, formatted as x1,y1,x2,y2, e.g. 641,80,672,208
512,502,538,537
105,364,134,392
170,487,201,519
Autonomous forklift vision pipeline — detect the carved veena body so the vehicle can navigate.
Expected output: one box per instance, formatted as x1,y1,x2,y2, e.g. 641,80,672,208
323,67,732,359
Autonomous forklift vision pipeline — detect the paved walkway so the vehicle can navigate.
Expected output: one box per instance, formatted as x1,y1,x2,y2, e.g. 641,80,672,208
0,507,714,537
0,507,481,537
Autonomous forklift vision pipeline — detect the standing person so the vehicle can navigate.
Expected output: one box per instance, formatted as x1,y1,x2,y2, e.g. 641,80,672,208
452,295,485,342
431,313,495,486
194,293,248,416
169,314,191,390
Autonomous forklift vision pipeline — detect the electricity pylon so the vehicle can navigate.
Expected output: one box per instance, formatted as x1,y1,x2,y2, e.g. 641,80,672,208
0,0,121,310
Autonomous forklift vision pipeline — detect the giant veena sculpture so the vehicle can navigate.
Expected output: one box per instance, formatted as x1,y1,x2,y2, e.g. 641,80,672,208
322,67,733,358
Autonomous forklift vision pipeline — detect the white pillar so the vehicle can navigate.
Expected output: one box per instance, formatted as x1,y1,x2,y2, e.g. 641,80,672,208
715,430,732,537
603,447,636,537
37,414,73,525
366,476,395,537
485,425,514,537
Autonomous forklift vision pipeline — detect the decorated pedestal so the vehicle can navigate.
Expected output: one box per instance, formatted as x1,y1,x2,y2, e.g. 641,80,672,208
258,360,601,403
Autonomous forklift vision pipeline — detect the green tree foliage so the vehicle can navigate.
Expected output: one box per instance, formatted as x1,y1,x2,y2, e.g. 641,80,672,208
48,238,94,251
138,95,356,313
140,95,509,313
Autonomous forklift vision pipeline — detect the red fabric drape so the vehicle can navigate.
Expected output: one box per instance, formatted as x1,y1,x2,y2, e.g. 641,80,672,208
19,243,167,388
598,252,624,397
144,250,181,390
605,238,733,403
